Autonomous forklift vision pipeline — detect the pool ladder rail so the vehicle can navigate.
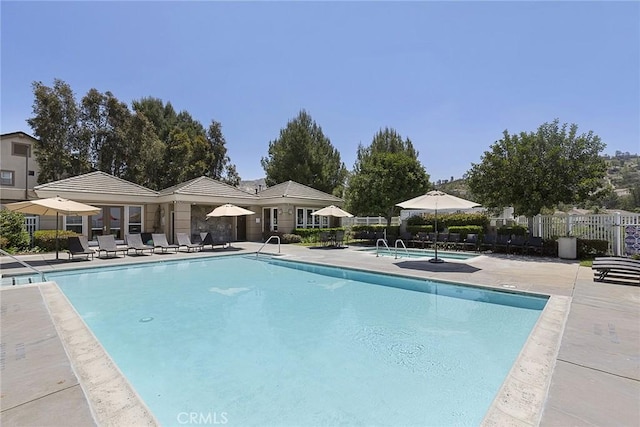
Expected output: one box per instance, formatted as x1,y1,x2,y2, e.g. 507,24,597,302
376,238,410,259
0,248,46,285
256,235,281,257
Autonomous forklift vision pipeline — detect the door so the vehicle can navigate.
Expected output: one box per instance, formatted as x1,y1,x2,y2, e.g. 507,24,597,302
90,207,123,240
263,208,278,233
237,215,247,241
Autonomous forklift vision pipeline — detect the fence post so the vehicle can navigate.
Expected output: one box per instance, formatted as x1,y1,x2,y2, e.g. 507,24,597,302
613,212,621,256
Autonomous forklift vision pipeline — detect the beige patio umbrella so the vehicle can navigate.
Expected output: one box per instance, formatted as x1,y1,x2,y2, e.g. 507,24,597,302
206,204,255,247
206,203,255,217
5,196,101,259
397,190,480,263
311,205,353,218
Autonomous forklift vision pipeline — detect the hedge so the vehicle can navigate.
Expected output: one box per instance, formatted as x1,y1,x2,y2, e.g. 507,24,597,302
447,225,483,239
33,230,79,251
407,212,489,231
576,239,609,258
497,225,528,236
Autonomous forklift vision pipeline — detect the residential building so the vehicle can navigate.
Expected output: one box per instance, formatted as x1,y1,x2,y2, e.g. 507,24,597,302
0,132,39,204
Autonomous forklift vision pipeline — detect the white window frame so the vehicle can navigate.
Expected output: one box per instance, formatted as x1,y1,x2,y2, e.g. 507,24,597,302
296,207,329,229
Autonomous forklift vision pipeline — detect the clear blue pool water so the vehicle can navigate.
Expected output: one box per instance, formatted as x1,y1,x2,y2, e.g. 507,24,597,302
47,255,546,426
359,247,479,260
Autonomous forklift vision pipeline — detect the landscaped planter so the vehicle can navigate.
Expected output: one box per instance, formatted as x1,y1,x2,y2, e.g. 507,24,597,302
558,236,577,259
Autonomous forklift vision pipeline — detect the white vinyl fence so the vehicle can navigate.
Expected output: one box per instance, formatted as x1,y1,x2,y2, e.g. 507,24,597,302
517,213,640,256
342,216,401,227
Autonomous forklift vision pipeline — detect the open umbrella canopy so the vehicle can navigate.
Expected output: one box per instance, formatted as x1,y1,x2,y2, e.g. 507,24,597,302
396,190,480,211
206,203,255,217
5,196,101,216
311,205,353,218
5,196,101,260
397,191,481,263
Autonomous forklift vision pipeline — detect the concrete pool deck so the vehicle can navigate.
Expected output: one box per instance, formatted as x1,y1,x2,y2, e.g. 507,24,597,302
1,243,639,426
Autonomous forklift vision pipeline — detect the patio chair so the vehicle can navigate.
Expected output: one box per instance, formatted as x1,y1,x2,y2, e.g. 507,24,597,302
480,234,496,252
200,232,228,250
462,234,478,252
151,233,179,253
125,233,155,255
334,230,345,247
509,235,527,254
96,234,129,258
447,233,462,251
526,236,544,255
592,257,640,284
176,232,203,252
67,236,95,260
319,231,332,247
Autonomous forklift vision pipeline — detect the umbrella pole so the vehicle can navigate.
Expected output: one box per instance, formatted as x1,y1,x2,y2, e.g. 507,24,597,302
55,212,59,260
430,208,444,263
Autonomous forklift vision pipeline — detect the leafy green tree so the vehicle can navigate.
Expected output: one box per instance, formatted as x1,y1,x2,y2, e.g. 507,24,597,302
261,110,348,194
345,128,430,224
0,210,30,252
466,119,607,217
122,112,165,189
27,79,85,182
207,121,240,186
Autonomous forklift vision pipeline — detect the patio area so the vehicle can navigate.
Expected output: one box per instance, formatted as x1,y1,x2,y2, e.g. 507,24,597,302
1,244,638,426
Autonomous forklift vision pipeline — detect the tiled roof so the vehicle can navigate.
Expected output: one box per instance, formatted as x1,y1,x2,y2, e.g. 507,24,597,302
34,171,158,197
257,180,342,202
159,176,257,199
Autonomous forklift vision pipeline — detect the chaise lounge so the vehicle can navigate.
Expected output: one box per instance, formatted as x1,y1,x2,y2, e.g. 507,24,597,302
152,233,179,253
592,256,640,284
67,236,95,260
125,233,155,255
96,234,129,258
176,233,204,252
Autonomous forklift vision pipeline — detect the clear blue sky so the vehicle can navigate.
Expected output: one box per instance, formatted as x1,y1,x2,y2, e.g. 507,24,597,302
2,1,638,182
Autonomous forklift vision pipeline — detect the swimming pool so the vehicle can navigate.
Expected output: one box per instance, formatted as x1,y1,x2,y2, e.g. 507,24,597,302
358,247,479,260
47,255,545,426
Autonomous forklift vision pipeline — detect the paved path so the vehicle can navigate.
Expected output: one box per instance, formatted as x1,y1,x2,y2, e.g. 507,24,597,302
1,244,638,426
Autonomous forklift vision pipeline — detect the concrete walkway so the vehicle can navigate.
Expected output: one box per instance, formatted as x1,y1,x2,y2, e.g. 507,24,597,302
1,244,638,426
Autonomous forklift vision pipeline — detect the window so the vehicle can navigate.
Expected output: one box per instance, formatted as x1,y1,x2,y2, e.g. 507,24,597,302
296,207,329,229
0,170,14,186
128,206,142,233
65,216,83,234
12,143,30,157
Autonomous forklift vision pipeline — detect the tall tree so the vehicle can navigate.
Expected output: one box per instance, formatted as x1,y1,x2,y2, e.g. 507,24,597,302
207,120,240,186
466,119,607,217
121,112,165,189
27,79,85,182
261,110,347,194
345,128,431,224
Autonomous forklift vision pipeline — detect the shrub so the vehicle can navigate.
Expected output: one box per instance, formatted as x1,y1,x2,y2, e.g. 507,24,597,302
497,225,528,236
0,210,30,252
292,228,345,244
33,230,79,251
281,234,302,244
577,239,609,258
406,225,434,234
406,212,489,232
448,225,483,239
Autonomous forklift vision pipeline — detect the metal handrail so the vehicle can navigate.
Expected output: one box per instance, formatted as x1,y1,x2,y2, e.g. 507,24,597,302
375,238,392,257
394,239,410,259
0,248,46,283
256,235,281,257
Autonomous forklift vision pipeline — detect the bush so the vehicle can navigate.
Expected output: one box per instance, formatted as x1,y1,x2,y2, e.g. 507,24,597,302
406,212,489,231
406,225,434,234
0,210,30,252
448,225,483,239
281,234,302,244
292,228,345,244
497,225,528,236
577,239,609,258
33,230,79,252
